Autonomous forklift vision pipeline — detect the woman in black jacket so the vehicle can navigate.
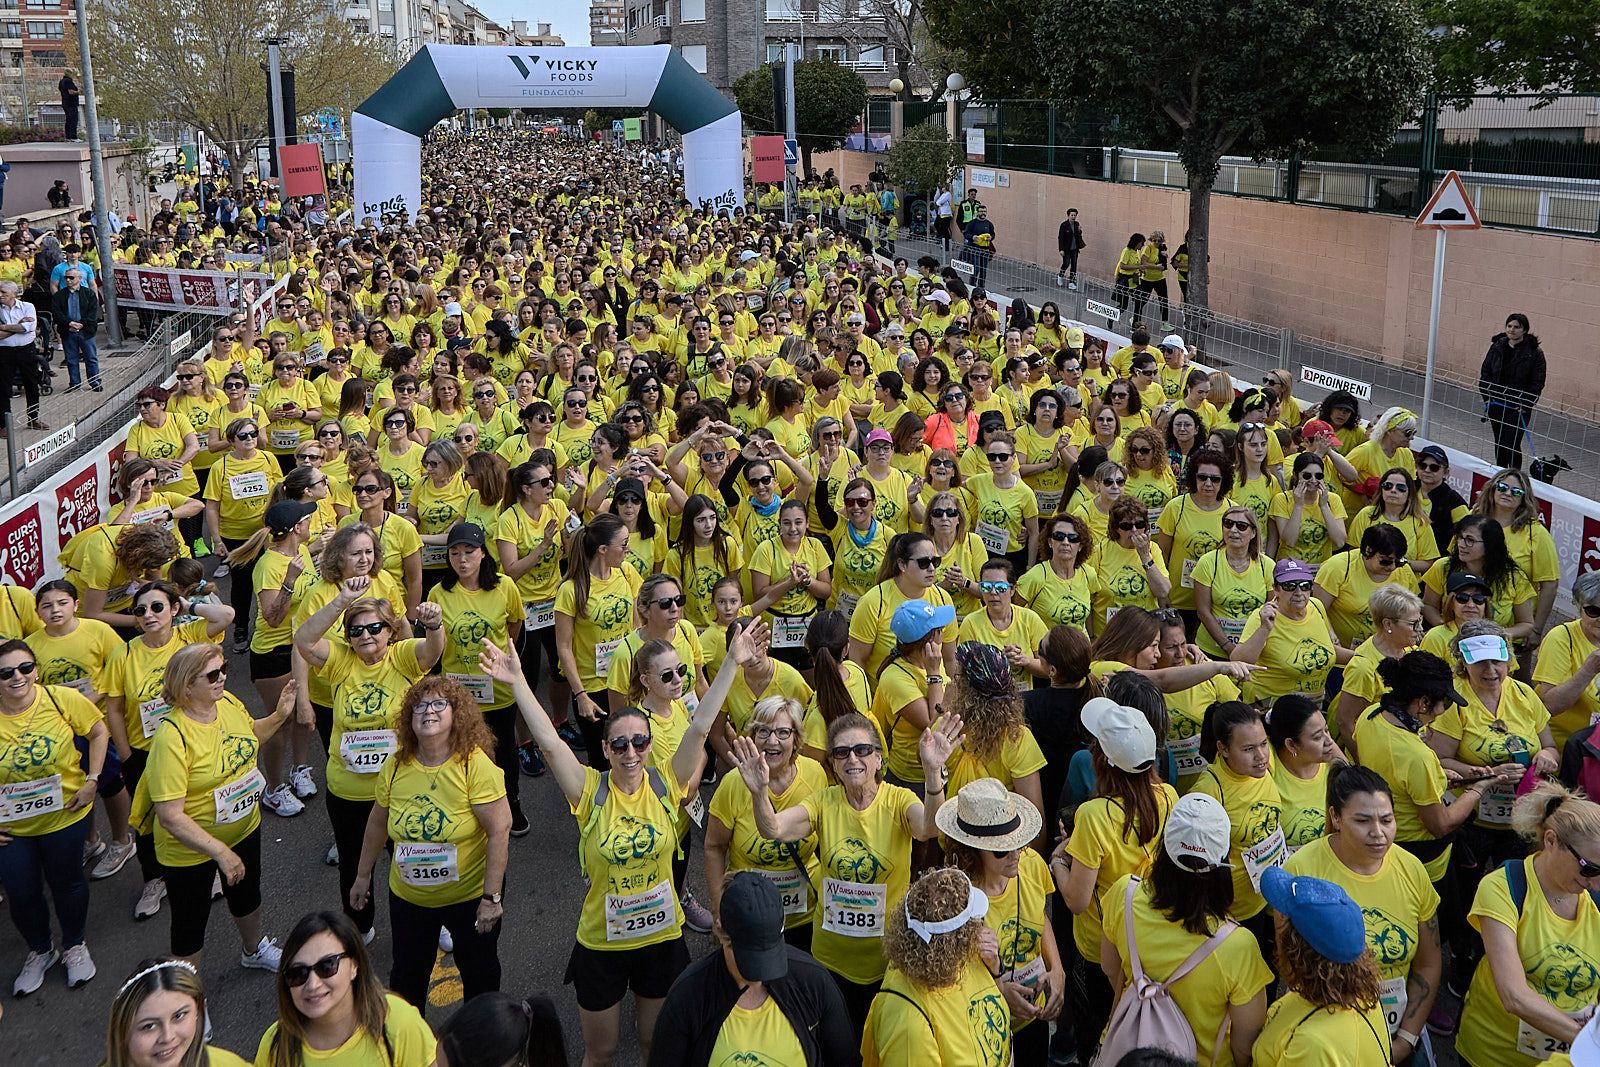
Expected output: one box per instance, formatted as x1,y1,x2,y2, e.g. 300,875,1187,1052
1478,312,1547,470
649,872,859,1067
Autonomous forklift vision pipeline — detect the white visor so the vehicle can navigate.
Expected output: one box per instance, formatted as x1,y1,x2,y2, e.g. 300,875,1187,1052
905,882,989,943
1461,635,1510,664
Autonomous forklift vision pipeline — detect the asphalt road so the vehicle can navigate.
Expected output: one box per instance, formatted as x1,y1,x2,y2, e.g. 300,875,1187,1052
0,638,721,1066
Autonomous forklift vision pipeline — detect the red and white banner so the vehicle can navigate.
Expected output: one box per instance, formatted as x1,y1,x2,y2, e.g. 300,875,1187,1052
0,416,130,589
279,142,328,199
111,265,276,315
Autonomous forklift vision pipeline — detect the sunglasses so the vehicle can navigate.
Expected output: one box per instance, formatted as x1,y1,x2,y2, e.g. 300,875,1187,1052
658,663,691,684
0,660,36,680
1495,482,1526,498
1222,518,1254,532
284,952,349,988
1380,482,1410,493
1195,473,1224,484
929,507,961,519
353,483,383,495
176,373,199,381
318,428,342,438
653,595,688,610
1277,580,1315,592
1129,445,1153,455
987,451,1014,463
452,435,475,445
1365,553,1400,568
929,458,955,469
829,742,880,761
844,496,873,508
1568,842,1600,880
473,390,497,400
622,414,645,424
1300,472,1325,482
1418,461,1443,473
1453,591,1490,606
607,733,651,753
979,581,1012,594
1117,520,1148,532
346,621,389,638
385,419,408,430
1050,530,1082,544
911,554,943,569
565,399,588,408
132,602,168,616
748,474,774,488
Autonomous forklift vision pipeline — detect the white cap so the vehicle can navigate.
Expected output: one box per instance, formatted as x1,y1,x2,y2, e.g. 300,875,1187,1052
925,289,951,305
1164,793,1233,871
1160,334,1186,350
444,302,464,317
1080,697,1156,772
1461,634,1510,664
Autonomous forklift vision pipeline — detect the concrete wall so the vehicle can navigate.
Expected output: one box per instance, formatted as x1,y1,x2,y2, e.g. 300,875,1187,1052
813,148,1600,417
0,142,147,225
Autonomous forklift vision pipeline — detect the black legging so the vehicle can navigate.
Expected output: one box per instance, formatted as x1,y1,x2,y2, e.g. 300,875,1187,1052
326,792,376,933
219,536,260,642
119,748,164,885
480,706,520,812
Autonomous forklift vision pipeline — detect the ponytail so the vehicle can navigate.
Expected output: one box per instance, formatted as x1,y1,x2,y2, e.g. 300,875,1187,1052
805,611,856,730
1199,700,1261,764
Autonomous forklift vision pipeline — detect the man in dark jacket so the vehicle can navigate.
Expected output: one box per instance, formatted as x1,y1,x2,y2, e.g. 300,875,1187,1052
650,872,858,1067
1478,312,1547,470
51,265,100,391
1057,208,1085,289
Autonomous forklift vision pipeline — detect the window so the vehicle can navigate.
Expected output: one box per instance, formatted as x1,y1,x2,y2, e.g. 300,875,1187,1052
350,17,369,32
23,0,53,8
1,22,18,37
765,42,787,62
377,0,391,9
765,0,798,20
1479,126,1583,146
32,48,64,67
857,44,884,65
25,19,61,38
814,43,844,61
679,43,707,73
679,0,703,20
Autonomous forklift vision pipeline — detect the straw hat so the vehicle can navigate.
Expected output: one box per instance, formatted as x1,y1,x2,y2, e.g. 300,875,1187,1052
935,778,1042,853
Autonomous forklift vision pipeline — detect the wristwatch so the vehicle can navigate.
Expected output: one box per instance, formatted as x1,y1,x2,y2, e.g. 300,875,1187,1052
481,892,502,905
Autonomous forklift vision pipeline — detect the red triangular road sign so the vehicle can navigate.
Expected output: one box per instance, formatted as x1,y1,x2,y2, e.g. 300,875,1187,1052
1416,170,1481,230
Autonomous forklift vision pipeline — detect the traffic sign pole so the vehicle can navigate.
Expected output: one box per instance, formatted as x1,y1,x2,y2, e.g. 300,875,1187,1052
1414,170,1480,437
1422,227,1445,436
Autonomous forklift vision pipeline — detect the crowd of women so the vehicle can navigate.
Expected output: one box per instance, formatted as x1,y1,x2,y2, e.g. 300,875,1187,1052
0,128,1596,1067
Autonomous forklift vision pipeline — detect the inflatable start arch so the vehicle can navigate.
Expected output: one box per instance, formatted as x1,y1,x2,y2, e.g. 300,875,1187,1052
352,44,744,222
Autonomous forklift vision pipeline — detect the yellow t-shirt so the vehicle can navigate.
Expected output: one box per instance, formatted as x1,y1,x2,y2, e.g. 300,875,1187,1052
874,659,934,785
1189,760,1284,920
495,501,572,605
1430,677,1549,830
1502,520,1561,586
1458,855,1600,1067
411,472,472,555
1272,759,1331,853
248,547,317,655
320,640,426,803
1337,440,1416,515
723,661,814,735
291,572,409,708
664,540,746,628
707,757,827,929
259,379,322,453
981,849,1055,1026
26,618,121,700
377,747,505,907
1156,494,1229,611
1352,709,1452,882
1535,620,1600,748
801,659,874,753
1066,785,1178,956
1286,835,1439,989
957,606,1050,686
167,394,224,471
1421,558,1534,633
1348,510,1439,568
946,724,1047,800
965,474,1040,553
603,622,707,704
863,959,1010,1067
1015,561,1096,632
144,693,263,866
556,567,644,693
829,524,892,610
427,577,526,710
710,994,808,1067
378,444,426,515
0,583,42,639
848,581,957,678
104,621,222,752
1167,672,1241,791
748,537,833,620
802,782,919,984
1191,551,1275,658
1092,540,1169,627
571,764,687,951
203,452,284,541
127,412,201,498
0,684,100,837
253,993,436,1067
1103,873,1275,1067
1269,490,1349,567
1238,597,1337,704
1252,990,1392,1067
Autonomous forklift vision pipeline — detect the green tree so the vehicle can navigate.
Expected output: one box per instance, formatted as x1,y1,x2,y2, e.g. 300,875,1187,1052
733,59,867,175
90,0,402,178
1425,0,1599,103
1033,0,1429,311
921,0,1048,98
883,120,965,205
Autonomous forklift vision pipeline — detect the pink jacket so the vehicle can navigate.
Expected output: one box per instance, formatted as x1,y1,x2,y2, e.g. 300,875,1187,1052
923,411,978,454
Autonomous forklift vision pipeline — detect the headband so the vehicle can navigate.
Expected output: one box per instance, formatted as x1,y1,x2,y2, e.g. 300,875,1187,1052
1461,635,1510,664
117,960,197,998
905,880,989,944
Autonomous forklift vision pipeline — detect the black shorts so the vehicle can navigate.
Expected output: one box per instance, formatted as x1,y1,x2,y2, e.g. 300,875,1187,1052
564,935,689,1011
250,644,292,680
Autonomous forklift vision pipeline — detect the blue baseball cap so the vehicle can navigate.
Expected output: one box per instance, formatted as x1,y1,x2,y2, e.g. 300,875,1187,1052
890,599,955,644
1261,866,1368,964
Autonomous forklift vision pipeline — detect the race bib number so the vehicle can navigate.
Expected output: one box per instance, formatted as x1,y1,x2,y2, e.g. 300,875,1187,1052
396,841,459,886
248,384,263,402
1181,557,1198,589
835,592,860,616
212,768,266,825
161,467,185,485
770,614,812,649
1380,975,1408,1037
821,877,887,937
129,506,171,526
1517,1013,1585,1061
759,866,810,917
420,544,448,568
1241,826,1287,893
1478,781,1516,825
746,293,765,311
525,599,556,631
269,429,299,450
1008,954,1047,989
977,520,1009,556
605,878,674,941
338,729,397,774
0,774,63,823
63,675,96,699
448,673,493,706
1220,617,1247,643
139,697,172,739
1169,734,1206,778
594,638,622,677
686,792,706,828
1035,490,1062,515
228,472,268,500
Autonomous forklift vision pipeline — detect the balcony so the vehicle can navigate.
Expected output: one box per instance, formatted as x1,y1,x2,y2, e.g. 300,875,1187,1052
764,3,859,23
839,59,886,72
625,13,670,43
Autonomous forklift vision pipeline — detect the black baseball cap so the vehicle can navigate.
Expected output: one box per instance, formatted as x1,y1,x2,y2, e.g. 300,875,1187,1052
446,522,485,550
264,501,315,535
1446,571,1489,594
720,872,788,982
1418,445,1448,465
614,476,647,502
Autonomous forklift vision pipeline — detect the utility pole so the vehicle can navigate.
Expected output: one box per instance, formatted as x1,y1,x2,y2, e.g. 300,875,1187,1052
783,45,797,222
74,0,121,343
17,57,30,126
266,39,288,182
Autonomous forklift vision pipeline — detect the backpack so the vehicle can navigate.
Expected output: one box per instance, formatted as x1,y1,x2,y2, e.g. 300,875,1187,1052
1501,856,1600,914
575,766,680,881
1093,878,1236,1066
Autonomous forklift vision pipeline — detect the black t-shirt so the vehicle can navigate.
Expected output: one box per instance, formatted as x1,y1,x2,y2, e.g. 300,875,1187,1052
58,76,78,108
1427,482,1469,555
1023,683,1093,851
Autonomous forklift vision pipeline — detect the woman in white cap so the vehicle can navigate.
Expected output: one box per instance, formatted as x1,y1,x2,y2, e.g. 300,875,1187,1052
731,708,962,1031
1253,865,1392,1064
861,866,1011,1067
1053,694,1177,1063
940,778,1062,1067
1287,764,1443,1064
1232,557,1346,707
1192,700,1284,963
1455,784,1600,1067
1098,793,1273,1067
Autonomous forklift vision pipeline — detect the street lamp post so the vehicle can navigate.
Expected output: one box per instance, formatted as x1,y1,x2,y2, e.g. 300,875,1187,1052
945,71,964,253
74,0,121,343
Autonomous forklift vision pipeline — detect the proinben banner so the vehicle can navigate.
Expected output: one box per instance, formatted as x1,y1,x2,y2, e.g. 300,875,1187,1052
353,45,744,222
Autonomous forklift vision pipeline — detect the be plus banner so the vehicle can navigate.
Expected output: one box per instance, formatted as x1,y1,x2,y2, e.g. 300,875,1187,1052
112,265,276,314
279,142,327,199
751,136,785,184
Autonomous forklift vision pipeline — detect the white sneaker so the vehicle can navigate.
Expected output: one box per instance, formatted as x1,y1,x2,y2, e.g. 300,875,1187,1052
83,837,106,867
91,840,136,880
438,927,454,953
133,879,166,920
211,873,224,900
325,841,339,866
290,765,318,800
1068,281,1079,291
13,946,58,996
261,783,304,818
63,944,95,988
240,936,283,972
362,926,376,946
681,891,714,934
